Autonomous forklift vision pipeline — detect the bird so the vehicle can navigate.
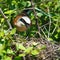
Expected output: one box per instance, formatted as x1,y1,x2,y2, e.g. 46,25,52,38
13,10,31,32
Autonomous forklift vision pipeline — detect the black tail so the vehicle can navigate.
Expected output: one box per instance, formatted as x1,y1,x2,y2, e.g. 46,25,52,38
22,9,32,16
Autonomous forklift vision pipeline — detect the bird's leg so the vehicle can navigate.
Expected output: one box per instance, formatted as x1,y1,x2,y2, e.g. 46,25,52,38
26,29,30,41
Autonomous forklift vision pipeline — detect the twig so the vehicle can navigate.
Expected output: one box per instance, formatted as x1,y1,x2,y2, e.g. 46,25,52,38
47,7,51,39
52,20,58,35
52,26,57,35
23,56,26,60
39,22,52,28
28,55,31,60
0,2,5,4
24,7,52,18
31,0,40,33
23,8,34,10
44,26,48,33
0,8,12,30
40,28,48,39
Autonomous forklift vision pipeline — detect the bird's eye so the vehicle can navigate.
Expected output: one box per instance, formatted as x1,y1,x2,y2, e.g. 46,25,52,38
19,18,24,21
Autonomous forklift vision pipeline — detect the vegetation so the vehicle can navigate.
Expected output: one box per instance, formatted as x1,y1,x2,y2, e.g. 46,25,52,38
0,0,60,60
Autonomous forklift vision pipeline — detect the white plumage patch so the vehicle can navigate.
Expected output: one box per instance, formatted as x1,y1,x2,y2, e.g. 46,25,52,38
21,16,31,24
15,20,25,27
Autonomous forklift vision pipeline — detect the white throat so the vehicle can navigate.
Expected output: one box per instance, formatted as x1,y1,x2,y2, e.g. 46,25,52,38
15,20,25,27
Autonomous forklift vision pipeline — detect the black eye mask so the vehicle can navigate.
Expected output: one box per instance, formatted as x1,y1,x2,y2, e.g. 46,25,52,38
19,18,30,28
